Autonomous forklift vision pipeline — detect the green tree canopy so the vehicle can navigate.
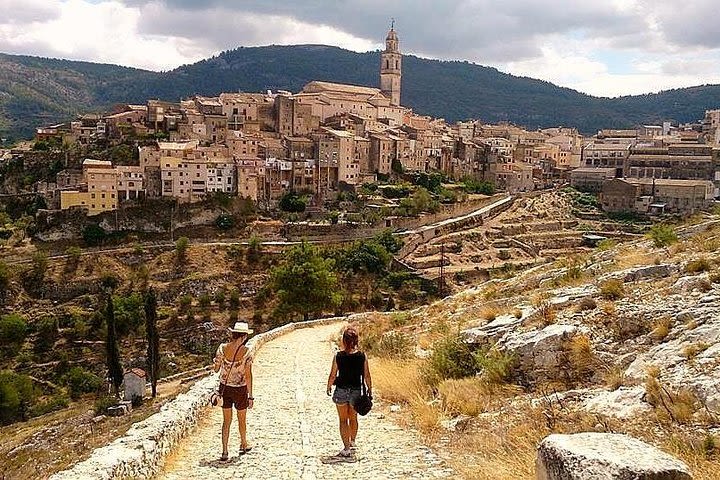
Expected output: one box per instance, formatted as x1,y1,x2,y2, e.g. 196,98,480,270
270,241,341,321
279,191,307,213
0,314,28,359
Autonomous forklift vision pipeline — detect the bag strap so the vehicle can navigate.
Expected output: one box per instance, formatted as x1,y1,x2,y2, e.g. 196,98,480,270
219,344,244,395
360,352,367,396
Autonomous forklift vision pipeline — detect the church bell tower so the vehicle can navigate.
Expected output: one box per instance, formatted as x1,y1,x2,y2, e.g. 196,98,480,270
380,21,401,106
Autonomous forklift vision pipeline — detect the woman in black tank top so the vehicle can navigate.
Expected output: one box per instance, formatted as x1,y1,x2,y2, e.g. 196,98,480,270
326,326,372,458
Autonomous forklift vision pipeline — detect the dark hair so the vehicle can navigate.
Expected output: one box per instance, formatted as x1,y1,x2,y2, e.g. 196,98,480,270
231,332,248,341
342,327,359,350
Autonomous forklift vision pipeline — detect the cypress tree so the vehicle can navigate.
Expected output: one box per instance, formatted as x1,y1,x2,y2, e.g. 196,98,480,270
105,292,123,397
144,288,160,398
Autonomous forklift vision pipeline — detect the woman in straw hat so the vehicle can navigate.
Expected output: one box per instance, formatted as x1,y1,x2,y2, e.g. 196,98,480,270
213,321,254,461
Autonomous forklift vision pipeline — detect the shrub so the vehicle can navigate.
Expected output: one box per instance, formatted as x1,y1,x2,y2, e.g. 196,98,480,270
247,234,263,263
215,213,234,230
34,316,59,352
198,293,211,309
424,334,478,386
685,257,712,274
577,297,597,312
0,313,28,358
65,246,82,272
82,224,107,246
214,290,226,308
480,305,499,322
648,224,678,248
228,290,240,309
0,371,36,425
28,395,69,418
475,348,516,385
175,237,190,258
373,332,414,359
178,295,193,313
497,249,511,261
389,312,411,327
0,261,10,298
63,367,103,399
279,191,307,213
94,395,118,415
599,279,624,300
710,272,720,284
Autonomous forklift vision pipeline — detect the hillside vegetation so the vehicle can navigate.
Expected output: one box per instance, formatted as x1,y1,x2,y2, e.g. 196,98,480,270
2,46,720,140
357,214,720,479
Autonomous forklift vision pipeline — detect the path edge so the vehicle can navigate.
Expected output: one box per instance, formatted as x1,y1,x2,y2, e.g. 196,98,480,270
49,315,363,480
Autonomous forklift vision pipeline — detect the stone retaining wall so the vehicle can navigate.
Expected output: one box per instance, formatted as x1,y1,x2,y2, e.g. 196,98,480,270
49,316,355,480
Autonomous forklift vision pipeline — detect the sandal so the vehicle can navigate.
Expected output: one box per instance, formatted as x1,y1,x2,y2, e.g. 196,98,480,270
220,452,229,462
239,446,253,455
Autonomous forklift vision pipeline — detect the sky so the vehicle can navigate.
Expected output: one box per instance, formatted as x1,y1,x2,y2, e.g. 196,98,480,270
1,0,719,98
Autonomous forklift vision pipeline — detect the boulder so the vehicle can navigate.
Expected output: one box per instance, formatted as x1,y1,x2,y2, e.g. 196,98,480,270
500,324,582,380
536,433,693,480
583,387,652,420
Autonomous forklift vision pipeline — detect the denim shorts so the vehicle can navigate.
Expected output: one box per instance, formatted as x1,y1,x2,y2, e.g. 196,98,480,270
332,386,361,405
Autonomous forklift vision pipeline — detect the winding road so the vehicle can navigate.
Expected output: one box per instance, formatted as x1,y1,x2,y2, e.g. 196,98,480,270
156,323,454,480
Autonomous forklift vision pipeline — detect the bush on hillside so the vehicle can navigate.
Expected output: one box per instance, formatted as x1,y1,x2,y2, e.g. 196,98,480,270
0,314,28,359
648,224,678,248
63,367,103,399
424,333,478,386
0,371,36,425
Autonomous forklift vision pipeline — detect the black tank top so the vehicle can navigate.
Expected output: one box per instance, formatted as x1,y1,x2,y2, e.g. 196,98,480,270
334,351,365,388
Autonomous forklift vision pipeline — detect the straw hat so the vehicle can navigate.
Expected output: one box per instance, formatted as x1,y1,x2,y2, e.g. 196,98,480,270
228,321,254,334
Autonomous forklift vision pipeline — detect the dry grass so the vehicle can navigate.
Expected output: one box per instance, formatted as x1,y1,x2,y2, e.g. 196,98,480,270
645,374,700,425
438,378,492,417
682,342,710,361
479,305,500,322
567,334,595,377
603,365,626,391
373,358,439,432
599,278,625,300
651,316,673,342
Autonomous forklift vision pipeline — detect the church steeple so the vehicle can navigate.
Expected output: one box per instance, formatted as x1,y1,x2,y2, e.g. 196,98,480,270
380,21,401,106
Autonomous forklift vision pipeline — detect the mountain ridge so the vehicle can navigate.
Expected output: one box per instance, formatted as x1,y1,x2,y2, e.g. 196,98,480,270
1,45,719,140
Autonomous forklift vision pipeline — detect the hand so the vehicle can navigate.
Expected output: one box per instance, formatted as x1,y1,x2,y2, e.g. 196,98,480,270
326,387,332,396
248,398,254,409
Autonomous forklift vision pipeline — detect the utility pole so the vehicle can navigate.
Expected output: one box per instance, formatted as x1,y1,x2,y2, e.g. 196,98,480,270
170,204,174,242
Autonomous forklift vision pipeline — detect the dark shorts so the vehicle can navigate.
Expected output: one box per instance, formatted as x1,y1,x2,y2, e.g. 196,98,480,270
221,384,249,410
332,386,361,405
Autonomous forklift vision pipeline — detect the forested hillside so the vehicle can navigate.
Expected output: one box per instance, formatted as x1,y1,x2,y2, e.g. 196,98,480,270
1,46,719,140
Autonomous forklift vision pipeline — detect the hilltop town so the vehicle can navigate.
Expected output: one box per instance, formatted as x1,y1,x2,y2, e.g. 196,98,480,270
1,26,717,225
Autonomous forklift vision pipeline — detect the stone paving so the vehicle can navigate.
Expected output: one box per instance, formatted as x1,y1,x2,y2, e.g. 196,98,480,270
156,323,455,480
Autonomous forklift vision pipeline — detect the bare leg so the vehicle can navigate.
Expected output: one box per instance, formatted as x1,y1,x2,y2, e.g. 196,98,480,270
348,407,358,444
221,408,233,456
236,408,248,449
335,404,351,449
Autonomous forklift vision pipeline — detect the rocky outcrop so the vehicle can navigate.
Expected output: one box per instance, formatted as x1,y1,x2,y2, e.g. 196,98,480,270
500,324,583,381
583,386,652,420
599,264,679,283
536,433,693,480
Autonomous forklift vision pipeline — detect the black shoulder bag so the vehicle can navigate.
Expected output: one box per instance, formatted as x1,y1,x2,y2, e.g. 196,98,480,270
352,353,373,416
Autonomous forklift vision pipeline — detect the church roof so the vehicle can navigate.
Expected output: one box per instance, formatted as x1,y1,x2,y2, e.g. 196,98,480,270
302,81,381,96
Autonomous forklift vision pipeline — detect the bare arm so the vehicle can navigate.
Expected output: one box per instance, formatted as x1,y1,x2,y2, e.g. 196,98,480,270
212,345,223,373
326,357,338,395
364,356,372,395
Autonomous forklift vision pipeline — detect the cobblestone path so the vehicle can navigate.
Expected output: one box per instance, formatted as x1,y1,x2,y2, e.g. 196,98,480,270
157,323,455,479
